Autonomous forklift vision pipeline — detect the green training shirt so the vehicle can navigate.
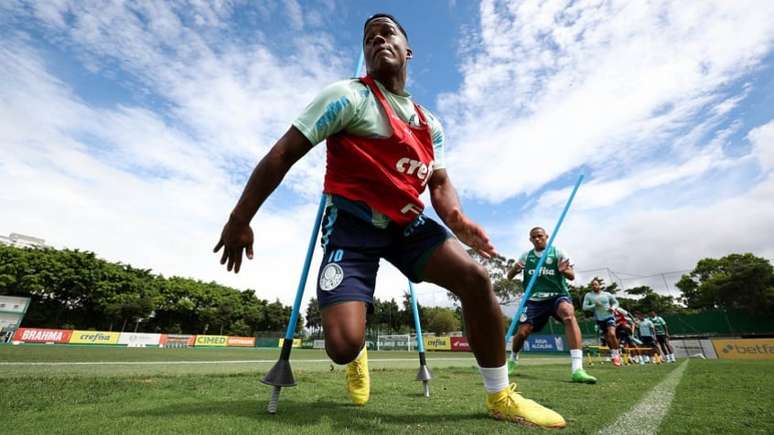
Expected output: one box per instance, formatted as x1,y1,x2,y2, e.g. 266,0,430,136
582,291,619,321
651,316,667,335
518,247,571,301
638,318,656,337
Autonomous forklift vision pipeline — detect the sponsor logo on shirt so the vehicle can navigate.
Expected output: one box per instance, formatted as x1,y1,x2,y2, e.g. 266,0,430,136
527,268,556,276
395,157,434,185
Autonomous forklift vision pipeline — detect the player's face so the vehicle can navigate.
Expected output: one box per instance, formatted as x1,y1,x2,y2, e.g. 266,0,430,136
364,18,411,75
529,229,548,250
592,280,601,291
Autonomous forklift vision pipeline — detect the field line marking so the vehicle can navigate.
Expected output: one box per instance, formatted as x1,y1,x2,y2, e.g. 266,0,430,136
0,357,478,366
598,360,689,435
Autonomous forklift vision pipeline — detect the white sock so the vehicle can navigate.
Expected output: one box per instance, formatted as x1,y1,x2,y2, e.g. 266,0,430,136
570,349,583,372
670,354,675,362
479,364,509,393
510,351,519,362
611,349,620,358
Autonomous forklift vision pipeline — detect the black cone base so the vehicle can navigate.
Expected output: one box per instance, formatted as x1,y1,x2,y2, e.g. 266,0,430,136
261,359,296,387
415,364,432,382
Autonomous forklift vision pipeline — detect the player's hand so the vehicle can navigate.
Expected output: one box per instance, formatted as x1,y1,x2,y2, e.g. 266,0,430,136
558,258,571,273
446,208,496,259
213,214,254,273
506,267,518,281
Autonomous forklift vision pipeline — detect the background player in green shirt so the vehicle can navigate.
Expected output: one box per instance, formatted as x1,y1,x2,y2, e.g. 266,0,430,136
635,312,657,364
506,227,597,383
650,311,676,363
582,278,622,367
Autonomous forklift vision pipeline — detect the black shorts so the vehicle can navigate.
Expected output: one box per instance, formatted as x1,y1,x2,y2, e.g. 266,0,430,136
518,295,573,333
656,335,668,345
640,336,655,347
315,206,451,311
616,326,632,345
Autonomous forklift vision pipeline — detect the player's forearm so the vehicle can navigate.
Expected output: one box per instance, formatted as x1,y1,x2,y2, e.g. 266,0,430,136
429,170,464,230
231,128,311,223
582,297,594,311
562,269,575,280
506,265,522,280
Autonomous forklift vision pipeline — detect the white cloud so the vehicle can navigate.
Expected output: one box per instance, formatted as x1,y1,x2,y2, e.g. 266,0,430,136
0,2,355,309
284,0,305,31
2,0,772,316
439,0,774,202
749,120,774,170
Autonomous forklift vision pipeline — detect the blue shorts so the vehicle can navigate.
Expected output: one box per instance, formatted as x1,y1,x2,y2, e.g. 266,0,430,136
596,317,616,332
518,295,573,333
315,207,451,311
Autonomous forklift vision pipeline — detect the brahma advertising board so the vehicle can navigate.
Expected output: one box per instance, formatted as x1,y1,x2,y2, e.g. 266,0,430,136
13,328,72,344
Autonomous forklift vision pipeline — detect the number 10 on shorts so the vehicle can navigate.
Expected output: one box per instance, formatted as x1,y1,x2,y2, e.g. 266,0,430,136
328,249,344,263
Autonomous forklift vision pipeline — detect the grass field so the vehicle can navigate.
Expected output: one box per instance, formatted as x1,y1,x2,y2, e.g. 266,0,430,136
2,345,773,434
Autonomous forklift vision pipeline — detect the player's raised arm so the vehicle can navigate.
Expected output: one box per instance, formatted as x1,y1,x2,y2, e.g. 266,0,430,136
213,127,313,273
558,258,575,280
506,259,524,281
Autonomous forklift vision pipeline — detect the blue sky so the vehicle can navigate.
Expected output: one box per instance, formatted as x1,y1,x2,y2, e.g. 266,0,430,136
1,0,773,309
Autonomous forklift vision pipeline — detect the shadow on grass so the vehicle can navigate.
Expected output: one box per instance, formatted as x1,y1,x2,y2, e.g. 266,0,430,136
128,398,484,433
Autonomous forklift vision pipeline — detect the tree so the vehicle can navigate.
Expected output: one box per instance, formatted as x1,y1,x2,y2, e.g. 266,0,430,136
426,308,461,335
305,298,321,336
0,244,300,335
370,298,401,334
448,250,520,305
676,253,774,315
617,286,678,315
400,291,424,331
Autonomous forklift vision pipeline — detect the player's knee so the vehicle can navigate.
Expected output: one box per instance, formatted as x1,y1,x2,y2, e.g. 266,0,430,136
460,263,492,295
325,334,364,364
326,342,363,365
558,310,576,323
448,262,492,301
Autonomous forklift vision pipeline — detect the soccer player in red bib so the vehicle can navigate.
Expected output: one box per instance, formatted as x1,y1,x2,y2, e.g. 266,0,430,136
214,14,565,428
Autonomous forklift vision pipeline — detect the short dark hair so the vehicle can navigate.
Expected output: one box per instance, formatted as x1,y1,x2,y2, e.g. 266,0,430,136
529,226,546,235
364,13,408,40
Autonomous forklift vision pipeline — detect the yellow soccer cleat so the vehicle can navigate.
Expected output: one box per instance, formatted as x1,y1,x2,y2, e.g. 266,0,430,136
345,347,370,406
486,384,566,429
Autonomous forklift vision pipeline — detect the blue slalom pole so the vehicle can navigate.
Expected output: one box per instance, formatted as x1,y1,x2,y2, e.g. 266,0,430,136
262,52,365,414
408,282,425,353
283,197,325,340
504,174,584,346
408,281,432,397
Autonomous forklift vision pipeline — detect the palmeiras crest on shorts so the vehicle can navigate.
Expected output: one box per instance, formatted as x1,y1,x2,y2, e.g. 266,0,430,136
319,263,344,291
520,312,528,323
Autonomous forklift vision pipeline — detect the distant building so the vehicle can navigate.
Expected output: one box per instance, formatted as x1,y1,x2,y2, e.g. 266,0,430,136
0,233,48,248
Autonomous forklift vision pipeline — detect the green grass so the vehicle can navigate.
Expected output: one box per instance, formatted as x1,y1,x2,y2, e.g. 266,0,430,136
661,359,774,434
1,345,773,434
